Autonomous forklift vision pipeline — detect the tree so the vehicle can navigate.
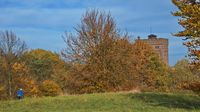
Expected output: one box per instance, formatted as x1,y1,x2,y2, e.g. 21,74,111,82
62,10,166,94
172,59,198,89
22,49,68,90
0,31,27,98
23,49,65,82
39,80,62,96
172,0,200,94
172,0,200,66
62,10,138,93
62,10,121,63
133,40,170,91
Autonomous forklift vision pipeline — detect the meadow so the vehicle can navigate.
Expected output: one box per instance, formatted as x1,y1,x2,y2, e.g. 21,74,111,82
0,92,200,112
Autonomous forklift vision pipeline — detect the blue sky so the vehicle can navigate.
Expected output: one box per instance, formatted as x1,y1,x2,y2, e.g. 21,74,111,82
0,0,187,65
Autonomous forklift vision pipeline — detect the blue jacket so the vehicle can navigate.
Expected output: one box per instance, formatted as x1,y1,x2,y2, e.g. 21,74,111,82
17,90,24,97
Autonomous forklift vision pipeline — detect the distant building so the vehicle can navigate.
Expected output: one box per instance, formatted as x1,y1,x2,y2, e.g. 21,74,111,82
142,34,168,64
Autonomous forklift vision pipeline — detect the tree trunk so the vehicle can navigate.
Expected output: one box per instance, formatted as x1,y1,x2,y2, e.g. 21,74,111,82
8,65,12,99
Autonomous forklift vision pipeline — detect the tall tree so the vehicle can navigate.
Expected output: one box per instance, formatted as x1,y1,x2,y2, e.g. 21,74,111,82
62,10,121,63
62,10,137,93
62,10,164,94
0,31,27,98
172,0,200,66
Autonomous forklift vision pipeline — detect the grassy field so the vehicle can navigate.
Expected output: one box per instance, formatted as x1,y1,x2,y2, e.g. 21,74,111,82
0,92,200,112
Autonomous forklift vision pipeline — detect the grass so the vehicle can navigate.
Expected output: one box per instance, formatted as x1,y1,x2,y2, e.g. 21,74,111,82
0,92,200,112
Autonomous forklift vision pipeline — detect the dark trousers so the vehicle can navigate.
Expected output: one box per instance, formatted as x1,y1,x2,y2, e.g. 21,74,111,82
17,96,23,99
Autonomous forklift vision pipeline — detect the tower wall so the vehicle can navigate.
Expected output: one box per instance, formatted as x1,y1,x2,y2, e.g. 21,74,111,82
142,34,168,64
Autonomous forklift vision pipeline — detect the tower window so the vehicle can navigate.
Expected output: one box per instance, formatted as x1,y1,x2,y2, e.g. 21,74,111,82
155,46,159,49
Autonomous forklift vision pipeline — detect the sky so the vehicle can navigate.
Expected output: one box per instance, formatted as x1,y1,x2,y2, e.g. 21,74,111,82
0,0,188,66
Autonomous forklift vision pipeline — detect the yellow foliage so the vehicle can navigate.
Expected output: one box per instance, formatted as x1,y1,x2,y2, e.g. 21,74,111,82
16,77,40,97
39,80,62,96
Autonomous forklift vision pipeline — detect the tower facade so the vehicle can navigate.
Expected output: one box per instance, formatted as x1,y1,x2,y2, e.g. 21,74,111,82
142,34,168,64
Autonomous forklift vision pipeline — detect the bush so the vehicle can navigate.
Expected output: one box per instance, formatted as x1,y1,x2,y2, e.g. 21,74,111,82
0,85,7,100
188,81,200,95
16,77,41,97
40,80,62,96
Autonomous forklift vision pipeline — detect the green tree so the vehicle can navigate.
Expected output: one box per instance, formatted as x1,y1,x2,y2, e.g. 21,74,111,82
174,59,195,80
172,59,200,92
23,49,68,90
173,59,197,88
23,49,65,82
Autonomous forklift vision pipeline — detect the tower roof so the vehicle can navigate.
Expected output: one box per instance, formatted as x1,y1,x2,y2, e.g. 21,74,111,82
148,34,157,39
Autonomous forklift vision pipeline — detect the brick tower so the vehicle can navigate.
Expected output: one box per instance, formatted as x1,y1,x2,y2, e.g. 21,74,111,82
142,34,168,64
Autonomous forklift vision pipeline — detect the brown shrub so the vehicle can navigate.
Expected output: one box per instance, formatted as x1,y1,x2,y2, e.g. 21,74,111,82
188,82,200,95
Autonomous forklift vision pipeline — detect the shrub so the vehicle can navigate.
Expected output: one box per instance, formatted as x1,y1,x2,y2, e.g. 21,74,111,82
0,85,7,100
16,77,41,97
188,81,200,95
40,80,62,96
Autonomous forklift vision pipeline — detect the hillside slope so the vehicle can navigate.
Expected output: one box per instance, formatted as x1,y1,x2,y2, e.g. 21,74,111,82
0,92,200,112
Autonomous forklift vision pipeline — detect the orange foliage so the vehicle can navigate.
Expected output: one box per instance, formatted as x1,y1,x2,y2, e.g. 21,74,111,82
179,80,200,95
15,77,40,97
12,62,28,75
172,0,200,65
187,82,200,95
62,10,170,94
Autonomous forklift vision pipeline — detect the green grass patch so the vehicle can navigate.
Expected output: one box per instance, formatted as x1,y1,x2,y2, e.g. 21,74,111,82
0,92,200,112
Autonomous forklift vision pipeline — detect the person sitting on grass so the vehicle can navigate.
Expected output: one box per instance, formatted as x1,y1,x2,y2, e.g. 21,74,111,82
17,88,24,99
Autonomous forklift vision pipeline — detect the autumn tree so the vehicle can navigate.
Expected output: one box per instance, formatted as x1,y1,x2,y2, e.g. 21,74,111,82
22,49,68,91
62,10,167,94
62,10,120,63
132,40,170,91
62,10,138,93
172,0,200,94
172,59,198,89
172,0,200,66
23,49,61,81
39,80,62,96
0,31,27,98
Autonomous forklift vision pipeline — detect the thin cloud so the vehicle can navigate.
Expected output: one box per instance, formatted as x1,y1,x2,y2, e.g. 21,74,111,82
0,0,186,65
0,8,85,29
